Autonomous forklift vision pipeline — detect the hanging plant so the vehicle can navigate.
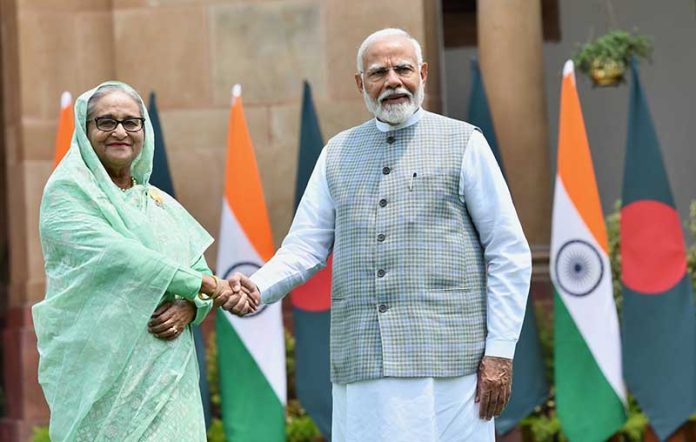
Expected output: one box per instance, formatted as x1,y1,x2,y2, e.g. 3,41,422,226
573,30,653,86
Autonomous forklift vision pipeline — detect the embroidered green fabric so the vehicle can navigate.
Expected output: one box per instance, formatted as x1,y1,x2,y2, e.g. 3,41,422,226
33,81,213,441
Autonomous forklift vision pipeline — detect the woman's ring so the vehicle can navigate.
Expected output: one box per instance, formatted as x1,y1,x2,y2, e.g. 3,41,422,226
171,326,178,334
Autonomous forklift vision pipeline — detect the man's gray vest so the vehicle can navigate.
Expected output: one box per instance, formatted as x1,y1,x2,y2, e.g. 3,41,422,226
325,111,487,385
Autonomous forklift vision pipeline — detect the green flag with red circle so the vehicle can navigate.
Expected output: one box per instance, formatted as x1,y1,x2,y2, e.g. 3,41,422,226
620,59,696,441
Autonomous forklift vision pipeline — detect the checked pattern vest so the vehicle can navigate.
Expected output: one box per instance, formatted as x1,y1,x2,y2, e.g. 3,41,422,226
325,111,487,384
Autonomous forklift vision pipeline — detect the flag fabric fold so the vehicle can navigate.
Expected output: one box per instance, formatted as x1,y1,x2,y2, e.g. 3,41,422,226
147,92,213,429
551,60,627,442
215,85,286,441
289,81,333,439
621,59,696,441
53,91,74,167
468,58,549,434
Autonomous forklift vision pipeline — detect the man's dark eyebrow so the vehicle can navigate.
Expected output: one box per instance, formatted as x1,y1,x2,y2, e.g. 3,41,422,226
367,66,388,74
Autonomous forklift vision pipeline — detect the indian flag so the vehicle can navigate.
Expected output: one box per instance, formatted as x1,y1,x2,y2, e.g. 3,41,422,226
215,84,286,441
53,91,74,167
551,60,626,441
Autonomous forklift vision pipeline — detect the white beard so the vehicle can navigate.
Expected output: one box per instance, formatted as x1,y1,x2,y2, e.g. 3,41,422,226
363,82,425,125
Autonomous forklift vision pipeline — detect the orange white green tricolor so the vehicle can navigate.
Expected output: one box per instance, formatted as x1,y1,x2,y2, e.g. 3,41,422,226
550,60,626,441
215,84,285,441
53,91,74,167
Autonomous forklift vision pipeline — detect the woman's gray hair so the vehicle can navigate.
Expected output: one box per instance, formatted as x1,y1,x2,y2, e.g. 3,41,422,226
356,28,423,73
86,84,144,120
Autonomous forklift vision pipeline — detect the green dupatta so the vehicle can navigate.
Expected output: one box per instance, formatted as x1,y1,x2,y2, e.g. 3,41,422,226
32,82,212,440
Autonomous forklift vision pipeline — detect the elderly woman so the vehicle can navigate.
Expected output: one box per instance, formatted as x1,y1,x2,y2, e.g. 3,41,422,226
32,81,255,441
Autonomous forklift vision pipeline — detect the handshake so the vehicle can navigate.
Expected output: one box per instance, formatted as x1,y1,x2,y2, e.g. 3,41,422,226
200,273,261,316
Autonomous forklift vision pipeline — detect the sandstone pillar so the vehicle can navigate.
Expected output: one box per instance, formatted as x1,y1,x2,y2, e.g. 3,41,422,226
477,0,552,260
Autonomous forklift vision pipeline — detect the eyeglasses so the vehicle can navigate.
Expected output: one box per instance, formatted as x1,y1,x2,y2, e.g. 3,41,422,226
91,117,146,132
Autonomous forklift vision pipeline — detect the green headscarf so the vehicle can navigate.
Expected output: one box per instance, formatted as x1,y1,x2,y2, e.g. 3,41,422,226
33,81,212,440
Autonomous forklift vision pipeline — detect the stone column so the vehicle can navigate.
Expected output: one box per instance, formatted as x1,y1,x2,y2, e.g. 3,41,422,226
1,1,115,439
477,0,551,257
0,1,46,440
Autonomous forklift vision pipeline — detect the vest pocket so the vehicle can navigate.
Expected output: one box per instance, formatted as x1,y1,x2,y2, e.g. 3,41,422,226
422,288,486,327
405,170,458,224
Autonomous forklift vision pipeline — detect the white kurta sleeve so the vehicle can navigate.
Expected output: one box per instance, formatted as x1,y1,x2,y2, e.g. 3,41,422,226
459,130,532,359
250,148,335,305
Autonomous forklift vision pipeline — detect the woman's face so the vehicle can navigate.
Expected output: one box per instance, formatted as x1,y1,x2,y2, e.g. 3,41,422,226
87,91,144,175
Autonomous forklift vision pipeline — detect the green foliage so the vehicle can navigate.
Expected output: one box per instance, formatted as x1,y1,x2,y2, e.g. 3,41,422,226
621,396,649,441
287,400,322,442
32,426,51,442
687,201,696,290
607,200,624,314
206,330,221,410
520,409,567,442
206,418,225,442
573,30,653,78
286,329,297,400
534,303,554,386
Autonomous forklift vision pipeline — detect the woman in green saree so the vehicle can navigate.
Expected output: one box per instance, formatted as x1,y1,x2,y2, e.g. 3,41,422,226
33,81,256,441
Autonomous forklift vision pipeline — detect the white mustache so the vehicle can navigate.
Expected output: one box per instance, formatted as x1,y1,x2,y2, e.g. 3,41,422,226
379,88,413,104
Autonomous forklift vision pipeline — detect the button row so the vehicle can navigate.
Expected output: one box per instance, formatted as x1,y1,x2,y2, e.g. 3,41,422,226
377,138,393,315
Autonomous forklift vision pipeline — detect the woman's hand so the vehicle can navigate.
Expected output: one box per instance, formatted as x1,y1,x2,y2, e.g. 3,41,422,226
214,275,259,316
148,299,195,340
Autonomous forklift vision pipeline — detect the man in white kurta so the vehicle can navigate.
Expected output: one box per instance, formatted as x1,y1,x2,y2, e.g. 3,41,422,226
244,28,531,442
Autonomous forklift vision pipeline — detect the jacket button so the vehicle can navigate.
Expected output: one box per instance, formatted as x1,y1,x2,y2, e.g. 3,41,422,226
386,136,395,144
378,304,389,313
377,233,386,242
379,199,387,207
377,269,386,278
382,166,391,175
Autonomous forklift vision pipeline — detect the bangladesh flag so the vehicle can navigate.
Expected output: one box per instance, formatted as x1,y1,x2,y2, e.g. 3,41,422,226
551,60,627,441
620,59,696,440
289,81,333,438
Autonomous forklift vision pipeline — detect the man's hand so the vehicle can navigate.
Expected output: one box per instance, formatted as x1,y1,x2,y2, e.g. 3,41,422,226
214,273,260,316
148,299,195,340
228,272,261,309
475,356,513,420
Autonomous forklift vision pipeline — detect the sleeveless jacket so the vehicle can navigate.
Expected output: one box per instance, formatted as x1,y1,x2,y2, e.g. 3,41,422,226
325,111,487,384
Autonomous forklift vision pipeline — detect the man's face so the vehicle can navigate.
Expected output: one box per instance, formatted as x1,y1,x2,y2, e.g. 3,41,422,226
355,36,428,125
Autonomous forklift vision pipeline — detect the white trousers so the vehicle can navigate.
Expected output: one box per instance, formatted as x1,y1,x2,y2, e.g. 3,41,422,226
331,374,495,442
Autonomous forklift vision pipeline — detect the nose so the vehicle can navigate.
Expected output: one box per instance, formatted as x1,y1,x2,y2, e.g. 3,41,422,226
110,123,128,138
384,68,402,88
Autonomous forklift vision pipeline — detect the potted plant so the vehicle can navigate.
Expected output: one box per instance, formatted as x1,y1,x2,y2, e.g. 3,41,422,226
573,30,653,86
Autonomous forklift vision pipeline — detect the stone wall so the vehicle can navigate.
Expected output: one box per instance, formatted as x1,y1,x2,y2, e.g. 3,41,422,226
0,0,442,438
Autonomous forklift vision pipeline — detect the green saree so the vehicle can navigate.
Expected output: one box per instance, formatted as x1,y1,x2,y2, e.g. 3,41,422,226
33,82,213,441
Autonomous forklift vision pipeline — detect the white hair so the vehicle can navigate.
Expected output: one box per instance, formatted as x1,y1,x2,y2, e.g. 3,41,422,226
356,28,423,73
87,84,144,120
